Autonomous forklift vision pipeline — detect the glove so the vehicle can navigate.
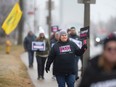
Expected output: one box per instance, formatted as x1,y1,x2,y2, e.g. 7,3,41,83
36,49,40,52
45,67,50,73
82,44,87,51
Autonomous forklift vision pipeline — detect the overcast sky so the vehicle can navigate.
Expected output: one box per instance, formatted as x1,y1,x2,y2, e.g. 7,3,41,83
91,0,116,23
36,0,116,30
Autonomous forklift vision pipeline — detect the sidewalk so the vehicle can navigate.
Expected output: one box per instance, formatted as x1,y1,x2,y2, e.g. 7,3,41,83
21,52,57,87
21,52,82,87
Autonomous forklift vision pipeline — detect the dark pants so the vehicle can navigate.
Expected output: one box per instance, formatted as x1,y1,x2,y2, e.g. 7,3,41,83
75,56,79,79
28,51,34,66
36,56,47,77
56,74,75,87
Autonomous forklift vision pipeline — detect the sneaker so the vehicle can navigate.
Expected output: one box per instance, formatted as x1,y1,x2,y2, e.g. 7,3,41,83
52,76,56,80
37,76,40,80
41,76,45,80
29,65,33,68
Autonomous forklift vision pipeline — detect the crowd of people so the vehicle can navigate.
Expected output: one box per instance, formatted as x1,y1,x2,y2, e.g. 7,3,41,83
23,27,87,87
23,27,116,87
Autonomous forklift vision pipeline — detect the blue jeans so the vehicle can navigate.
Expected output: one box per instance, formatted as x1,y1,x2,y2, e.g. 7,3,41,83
56,74,75,87
28,51,34,66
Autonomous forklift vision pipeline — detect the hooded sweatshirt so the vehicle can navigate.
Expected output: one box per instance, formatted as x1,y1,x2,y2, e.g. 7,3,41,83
46,40,85,75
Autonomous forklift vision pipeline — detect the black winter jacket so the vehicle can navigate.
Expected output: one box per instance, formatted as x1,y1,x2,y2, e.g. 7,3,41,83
46,40,85,75
24,35,36,51
79,55,116,87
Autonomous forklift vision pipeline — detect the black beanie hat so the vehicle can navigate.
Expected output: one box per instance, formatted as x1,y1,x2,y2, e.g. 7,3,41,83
103,33,116,47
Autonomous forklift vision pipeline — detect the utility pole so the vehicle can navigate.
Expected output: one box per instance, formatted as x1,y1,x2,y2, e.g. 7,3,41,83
48,0,52,41
84,1,90,27
83,0,90,70
78,0,96,69
17,0,23,45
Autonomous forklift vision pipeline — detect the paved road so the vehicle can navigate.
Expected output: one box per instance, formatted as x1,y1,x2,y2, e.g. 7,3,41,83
21,52,82,87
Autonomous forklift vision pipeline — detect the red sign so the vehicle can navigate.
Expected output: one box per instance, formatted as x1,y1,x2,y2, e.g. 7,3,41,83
51,26,59,32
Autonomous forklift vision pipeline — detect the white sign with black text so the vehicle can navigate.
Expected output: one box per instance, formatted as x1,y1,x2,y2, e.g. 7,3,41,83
32,41,46,51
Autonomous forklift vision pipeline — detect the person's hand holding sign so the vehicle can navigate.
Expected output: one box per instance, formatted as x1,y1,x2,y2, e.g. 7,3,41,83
83,40,87,51
82,44,87,51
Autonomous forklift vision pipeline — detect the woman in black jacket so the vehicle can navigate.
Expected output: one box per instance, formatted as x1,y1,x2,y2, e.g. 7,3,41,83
36,32,49,80
79,33,116,87
46,31,87,87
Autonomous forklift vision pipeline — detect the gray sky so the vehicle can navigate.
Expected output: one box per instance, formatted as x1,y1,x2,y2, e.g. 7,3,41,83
60,0,84,30
38,0,116,27
37,0,84,31
91,0,116,23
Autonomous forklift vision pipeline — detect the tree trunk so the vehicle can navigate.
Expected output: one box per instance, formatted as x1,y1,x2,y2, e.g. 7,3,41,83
17,0,23,45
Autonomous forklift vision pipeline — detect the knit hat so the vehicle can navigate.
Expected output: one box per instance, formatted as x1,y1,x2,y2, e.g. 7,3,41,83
59,31,67,37
103,33,116,48
39,27,45,34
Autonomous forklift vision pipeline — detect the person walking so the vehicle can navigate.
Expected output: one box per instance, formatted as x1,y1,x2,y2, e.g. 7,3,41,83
67,28,71,36
79,33,116,87
69,27,80,41
50,32,60,80
46,31,87,87
24,31,36,68
69,27,82,80
36,32,49,80
51,32,60,47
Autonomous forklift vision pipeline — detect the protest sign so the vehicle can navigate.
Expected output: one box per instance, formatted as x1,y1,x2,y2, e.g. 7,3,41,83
80,26,89,40
32,41,45,51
